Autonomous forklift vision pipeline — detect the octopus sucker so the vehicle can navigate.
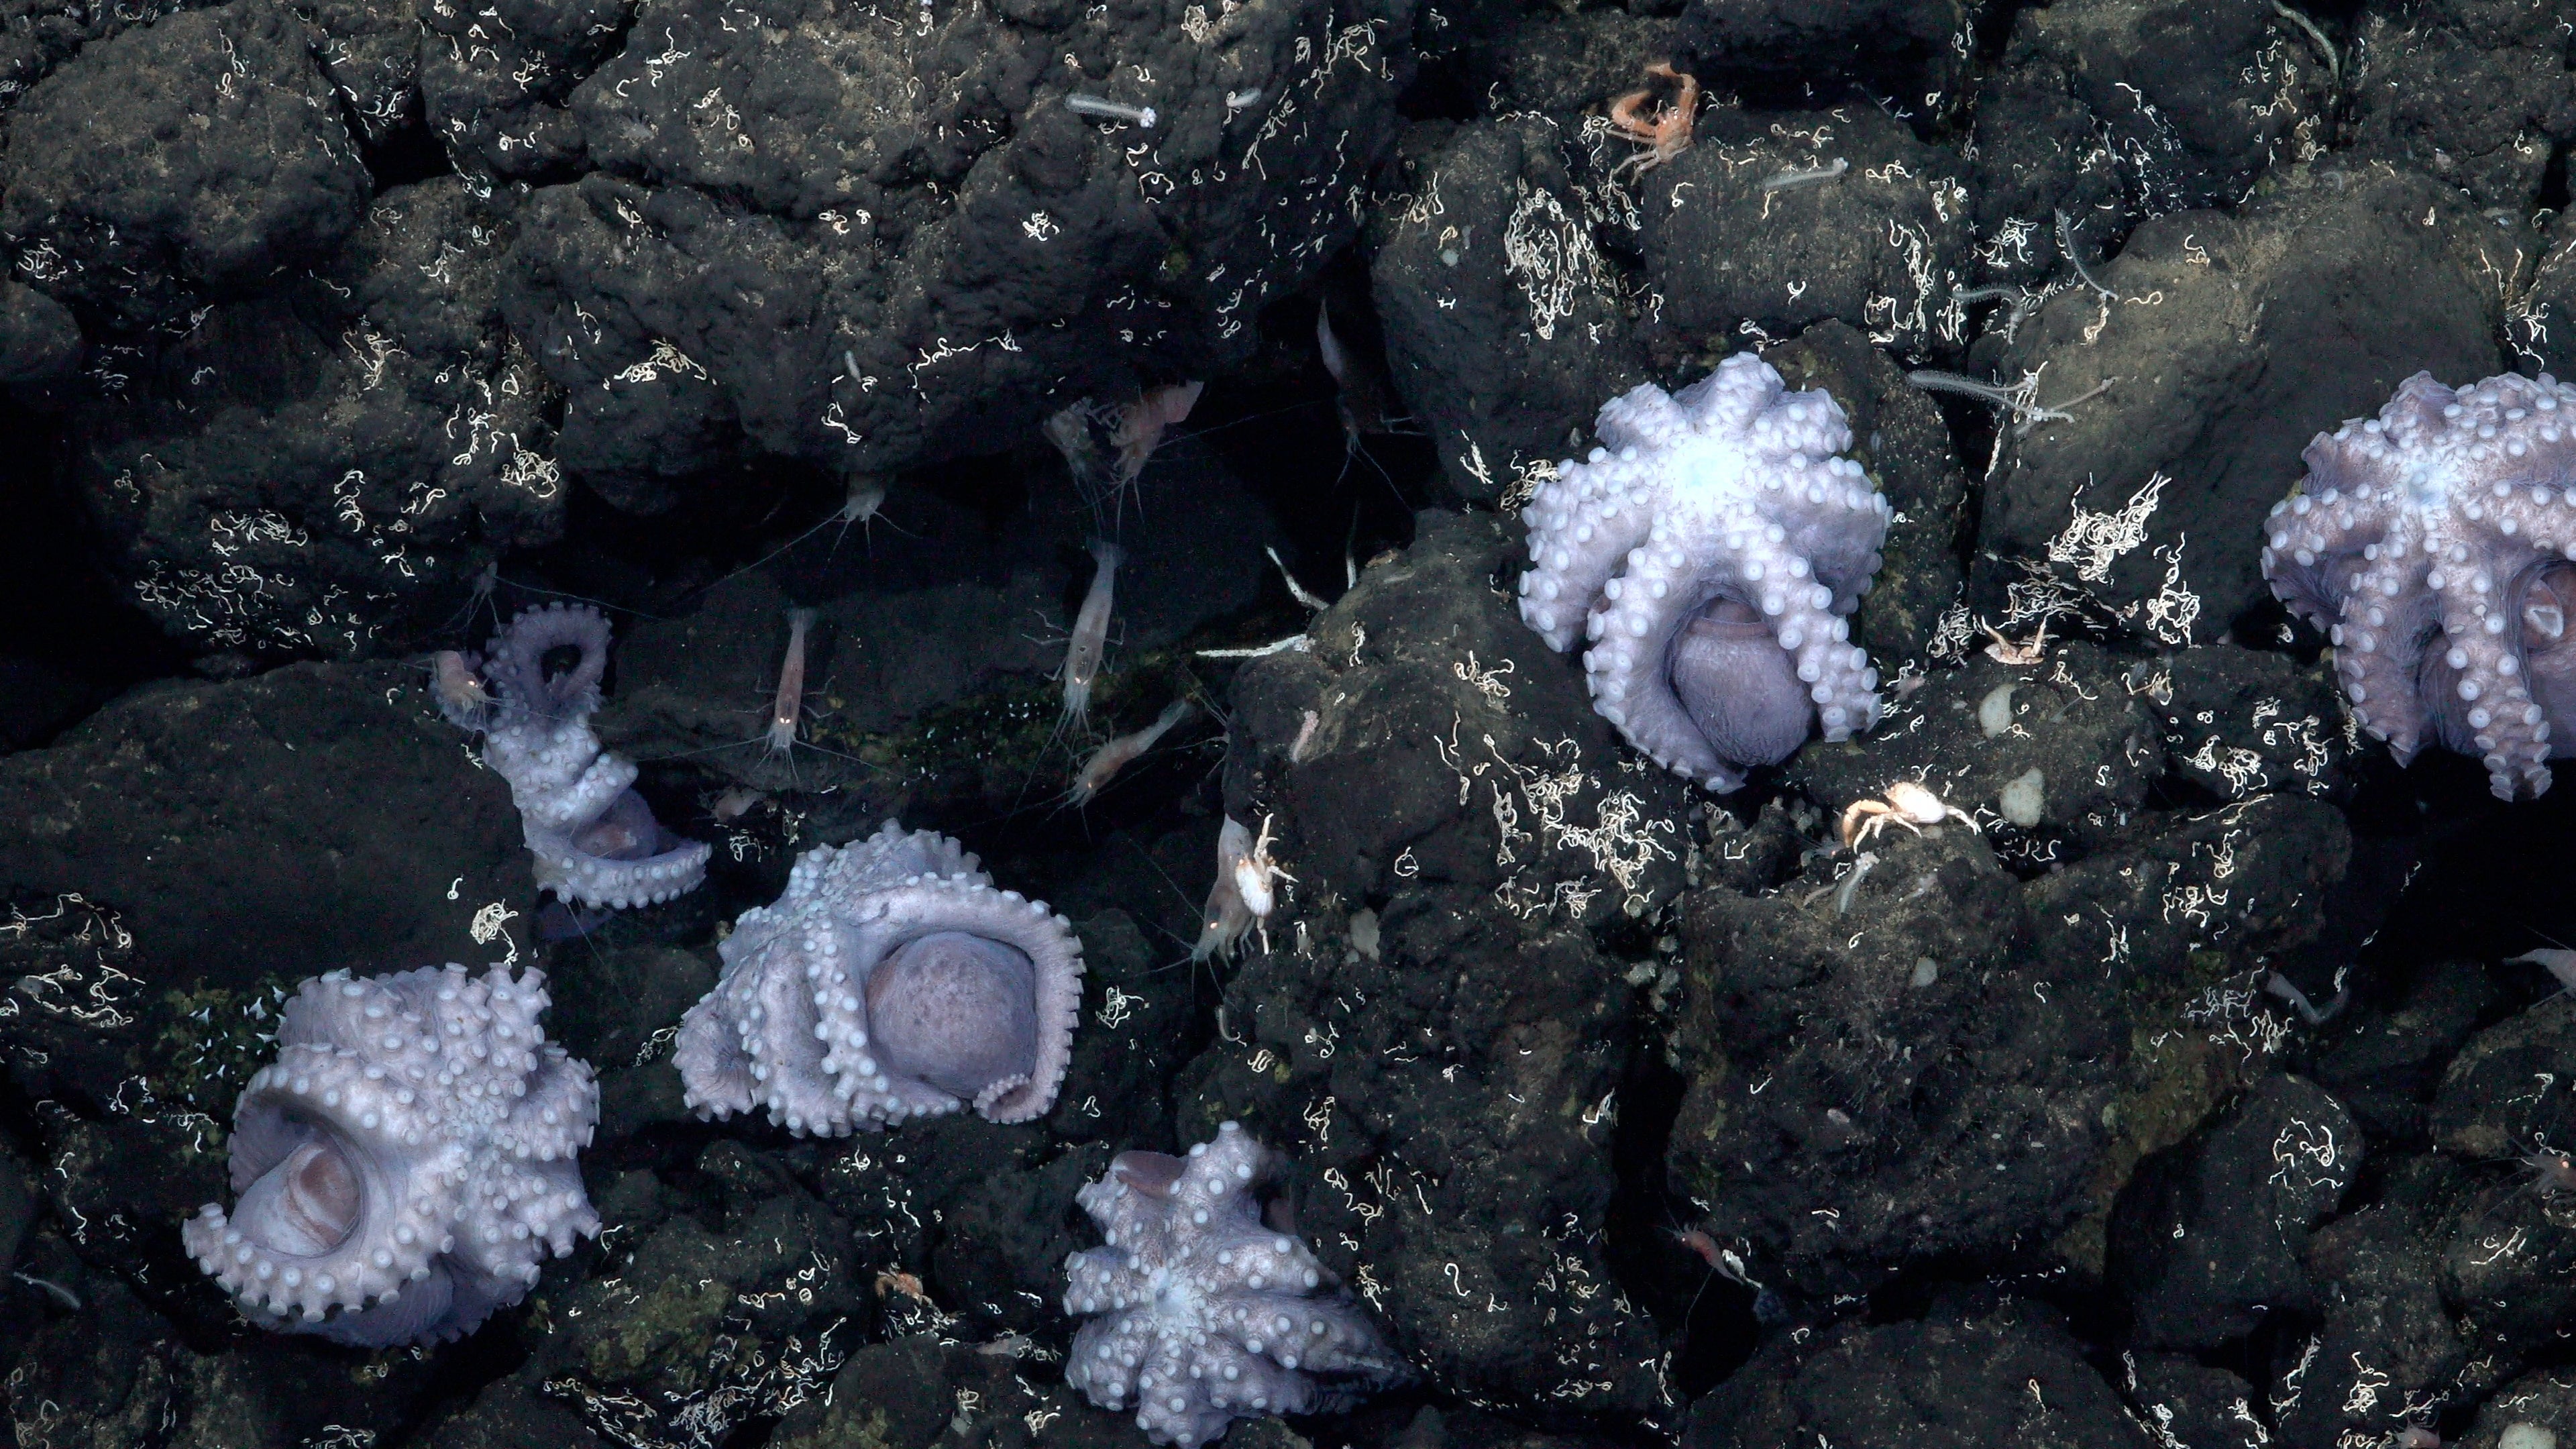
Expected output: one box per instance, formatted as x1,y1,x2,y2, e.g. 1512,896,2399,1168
1062,1123,1407,1446
672,820,1084,1134
437,604,711,908
1518,354,1891,790
181,965,600,1346
2263,370,2576,800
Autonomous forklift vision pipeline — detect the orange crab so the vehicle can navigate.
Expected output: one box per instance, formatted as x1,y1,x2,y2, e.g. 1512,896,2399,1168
1608,62,1699,181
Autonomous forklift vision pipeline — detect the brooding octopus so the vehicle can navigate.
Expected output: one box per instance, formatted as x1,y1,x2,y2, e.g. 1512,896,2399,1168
1063,1123,1406,1446
672,820,1084,1134
2263,370,2576,800
436,603,709,908
180,965,600,1346
1517,352,1890,790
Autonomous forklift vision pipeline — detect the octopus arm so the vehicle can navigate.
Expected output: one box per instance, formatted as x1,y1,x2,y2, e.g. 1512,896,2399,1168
445,606,709,908
450,1154,600,1281
183,965,602,1347
2263,370,2576,798
1519,457,1660,653
1576,525,1743,788
1063,1124,1406,1447
679,922,867,1136
1514,354,1888,792
1066,1311,1159,1408
480,602,608,716
676,821,1082,1134
833,877,1085,1124
1187,1335,1326,1421
486,1049,600,1163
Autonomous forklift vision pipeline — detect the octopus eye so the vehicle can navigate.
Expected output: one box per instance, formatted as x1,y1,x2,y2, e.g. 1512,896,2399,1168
1112,1150,1187,1199
1689,594,1772,637
2521,562,2575,650
235,1138,362,1256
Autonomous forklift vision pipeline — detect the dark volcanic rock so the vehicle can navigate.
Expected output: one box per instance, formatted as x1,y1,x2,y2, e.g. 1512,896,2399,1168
1796,639,2160,848
2269,1184,2468,1449
2433,994,2576,1166
547,942,716,1138
2132,641,2352,805
529,1148,869,1442
2001,0,2328,217
2518,225,2576,378
2107,1074,2360,1350
0,277,79,382
1683,1297,2157,1448
419,0,627,175
0,0,370,329
0,661,521,978
1044,909,1195,1153
2314,961,2498,1145
2428,994,2576,1363
1674,0,1975,100
2124,1353,2271,1449
1668,827,2094,1299
1974,168,2504,635
418,1380,596,1449
1371,114,1651,504
2347,2,2576,213
5,1281,191,1448
2440,1165,2576,1377
1670,782,2353,1299
69,178,565,657
500,0,1404,513
1638,107,1972,360
2457,1368,2576,1449
1962,50,2125,268
1473,9,1681,117
297,0,421,148
769,1334,1128,1449
1177,508,1688,1415
4,1275,405,1447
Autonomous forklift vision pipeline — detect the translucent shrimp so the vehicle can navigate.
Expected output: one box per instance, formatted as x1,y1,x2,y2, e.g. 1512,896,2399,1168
1110,382,1204,488
1069,698,1195,807
1061,541,1124,731
767,608,818,761
429,649,494,729
2507,945,2576,994
1042,405,1105,498
686,477,906,604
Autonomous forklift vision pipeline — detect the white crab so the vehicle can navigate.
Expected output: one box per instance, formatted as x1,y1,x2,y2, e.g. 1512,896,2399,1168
1230,813,1295,953
1838,781,1980,848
